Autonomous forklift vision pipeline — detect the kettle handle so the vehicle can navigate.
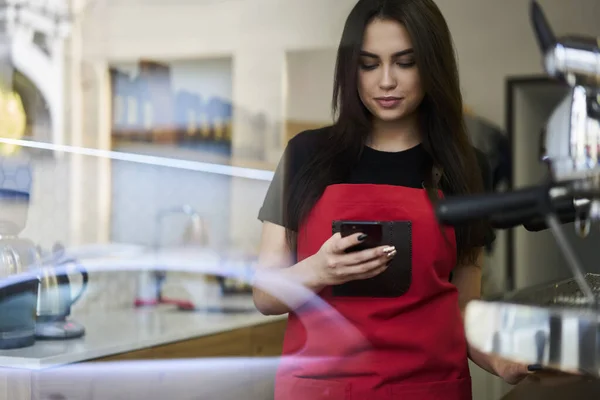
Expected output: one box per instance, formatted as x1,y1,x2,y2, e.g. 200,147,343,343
67,261,89,308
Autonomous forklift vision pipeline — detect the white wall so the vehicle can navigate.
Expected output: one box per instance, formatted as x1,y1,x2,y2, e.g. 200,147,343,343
170,58,233,102
286,48,337,123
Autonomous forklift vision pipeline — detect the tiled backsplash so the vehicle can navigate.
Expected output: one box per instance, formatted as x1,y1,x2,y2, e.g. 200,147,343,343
110,159,233,249
71,271,140,315
20,154,71,248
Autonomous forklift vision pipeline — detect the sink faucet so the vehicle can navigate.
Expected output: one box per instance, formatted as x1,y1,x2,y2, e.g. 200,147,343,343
134,205,209,308
154,205,210,249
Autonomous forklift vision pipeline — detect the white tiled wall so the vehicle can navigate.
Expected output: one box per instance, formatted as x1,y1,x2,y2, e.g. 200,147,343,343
20,153,71,249
109,160,232,249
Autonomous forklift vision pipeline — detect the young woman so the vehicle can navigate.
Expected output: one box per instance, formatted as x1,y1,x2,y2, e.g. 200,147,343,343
254,0,530,398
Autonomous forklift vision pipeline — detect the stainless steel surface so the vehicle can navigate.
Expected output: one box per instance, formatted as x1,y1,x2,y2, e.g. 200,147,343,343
499,273,600,308
465,261,600,377
465,299,600,376
545,213,596,306
35,265,63,318
543,87,600,184
543,37,600,88
467,271,600,377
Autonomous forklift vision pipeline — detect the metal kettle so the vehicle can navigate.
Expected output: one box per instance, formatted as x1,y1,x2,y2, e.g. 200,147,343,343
0,187,40,349
35,243,89,339
0,236,41,349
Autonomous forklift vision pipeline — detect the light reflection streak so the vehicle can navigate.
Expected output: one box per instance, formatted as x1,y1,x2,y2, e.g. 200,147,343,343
0,137,275,181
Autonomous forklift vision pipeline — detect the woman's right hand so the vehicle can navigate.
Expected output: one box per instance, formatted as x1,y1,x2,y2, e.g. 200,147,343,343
309,232,396,287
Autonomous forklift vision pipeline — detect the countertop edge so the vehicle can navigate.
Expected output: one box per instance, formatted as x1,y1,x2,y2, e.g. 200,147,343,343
0,313,288,371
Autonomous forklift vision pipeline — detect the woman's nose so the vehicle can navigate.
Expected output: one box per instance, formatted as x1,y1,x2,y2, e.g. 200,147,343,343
379,67,397,90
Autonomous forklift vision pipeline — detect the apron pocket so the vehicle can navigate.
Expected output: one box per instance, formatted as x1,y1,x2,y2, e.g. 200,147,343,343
275,376,351,400
389,376,472,400
332,221,412,298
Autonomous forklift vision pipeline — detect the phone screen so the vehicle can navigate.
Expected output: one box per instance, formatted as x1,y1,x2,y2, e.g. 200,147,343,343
339,221,383,253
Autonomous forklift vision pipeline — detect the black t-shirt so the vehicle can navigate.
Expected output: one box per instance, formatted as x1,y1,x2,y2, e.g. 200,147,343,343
258,126,496,248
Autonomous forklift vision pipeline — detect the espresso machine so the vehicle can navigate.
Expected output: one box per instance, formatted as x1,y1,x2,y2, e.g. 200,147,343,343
435,1,600,398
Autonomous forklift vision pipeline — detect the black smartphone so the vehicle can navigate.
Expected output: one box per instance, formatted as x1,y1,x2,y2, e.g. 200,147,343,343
335,221,383,253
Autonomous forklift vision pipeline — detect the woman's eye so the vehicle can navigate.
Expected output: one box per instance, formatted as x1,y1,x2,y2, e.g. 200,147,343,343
359,64,378,71
397,60,416,68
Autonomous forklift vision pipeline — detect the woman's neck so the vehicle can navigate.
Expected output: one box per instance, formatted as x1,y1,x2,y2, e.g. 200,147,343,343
368,115,421,152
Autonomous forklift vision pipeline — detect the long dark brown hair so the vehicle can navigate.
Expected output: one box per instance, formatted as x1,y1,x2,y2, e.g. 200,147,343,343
284,0,486,266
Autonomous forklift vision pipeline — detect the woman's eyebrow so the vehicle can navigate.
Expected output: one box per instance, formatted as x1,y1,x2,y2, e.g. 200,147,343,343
359,48,414,58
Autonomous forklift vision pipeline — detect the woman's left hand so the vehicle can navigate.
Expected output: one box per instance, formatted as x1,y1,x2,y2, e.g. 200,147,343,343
490,356,531,385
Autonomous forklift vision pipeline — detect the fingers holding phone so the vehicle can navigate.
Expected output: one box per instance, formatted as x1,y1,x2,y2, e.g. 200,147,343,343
313,225,395,286
339,239,397,280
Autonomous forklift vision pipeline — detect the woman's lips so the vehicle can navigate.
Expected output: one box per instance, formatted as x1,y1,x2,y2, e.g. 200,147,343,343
375,97,402,108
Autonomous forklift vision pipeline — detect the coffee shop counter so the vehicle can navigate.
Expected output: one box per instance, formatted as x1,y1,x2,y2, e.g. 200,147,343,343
0,296,288,400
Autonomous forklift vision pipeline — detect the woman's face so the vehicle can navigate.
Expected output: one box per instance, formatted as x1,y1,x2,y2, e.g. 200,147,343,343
358,19,424,123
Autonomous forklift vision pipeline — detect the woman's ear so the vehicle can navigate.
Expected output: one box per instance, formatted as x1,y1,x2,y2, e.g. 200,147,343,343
432,165,443,187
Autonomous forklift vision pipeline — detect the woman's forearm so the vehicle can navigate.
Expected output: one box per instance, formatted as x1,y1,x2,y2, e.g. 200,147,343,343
252,254,326,315
467,341,498,376
451,258,499,375
459,305,498,376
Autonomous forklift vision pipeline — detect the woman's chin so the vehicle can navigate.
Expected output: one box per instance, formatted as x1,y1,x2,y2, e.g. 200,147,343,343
373,110,410,123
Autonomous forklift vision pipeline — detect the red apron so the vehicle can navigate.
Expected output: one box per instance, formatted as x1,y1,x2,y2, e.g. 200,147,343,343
274,183,471,400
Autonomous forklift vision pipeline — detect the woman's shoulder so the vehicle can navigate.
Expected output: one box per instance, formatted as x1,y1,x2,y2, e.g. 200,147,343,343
284,125,333,171
287,125,333,153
